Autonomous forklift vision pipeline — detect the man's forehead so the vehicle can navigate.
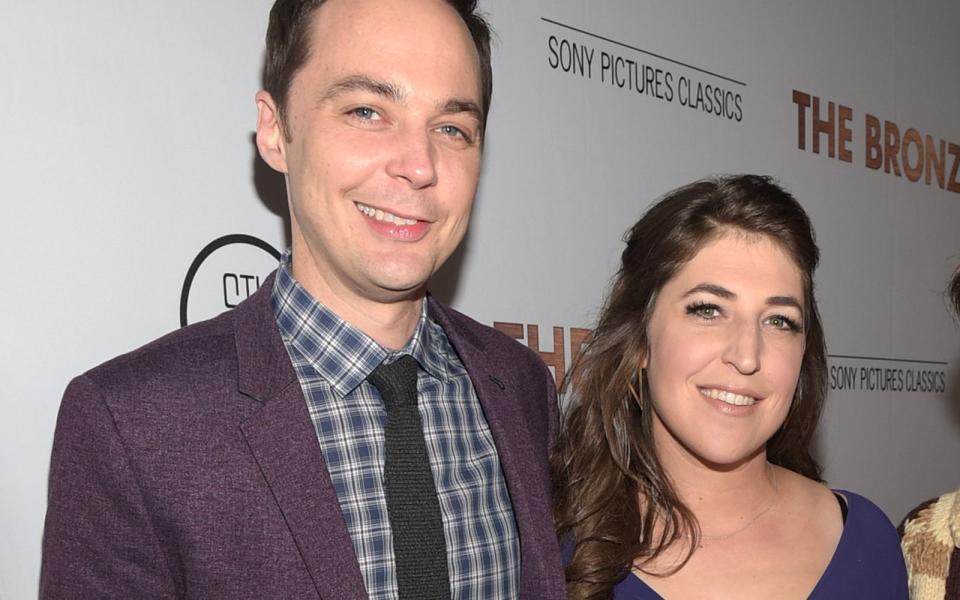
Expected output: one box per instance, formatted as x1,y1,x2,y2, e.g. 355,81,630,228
307,0,471,50
300,0,482,102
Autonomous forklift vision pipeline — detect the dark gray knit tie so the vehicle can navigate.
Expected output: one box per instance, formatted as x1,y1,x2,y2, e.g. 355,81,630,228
366,355,451,600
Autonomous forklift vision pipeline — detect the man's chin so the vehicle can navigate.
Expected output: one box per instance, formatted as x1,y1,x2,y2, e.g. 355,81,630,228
365,276,430,304
365,261,438,295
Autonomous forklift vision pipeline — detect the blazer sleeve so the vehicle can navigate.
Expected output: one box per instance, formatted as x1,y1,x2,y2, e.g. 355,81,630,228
40,375,177,599
543,362,560,455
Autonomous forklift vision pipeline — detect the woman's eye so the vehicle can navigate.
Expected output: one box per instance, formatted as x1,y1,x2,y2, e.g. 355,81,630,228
767,315,800,332
686,303,721,319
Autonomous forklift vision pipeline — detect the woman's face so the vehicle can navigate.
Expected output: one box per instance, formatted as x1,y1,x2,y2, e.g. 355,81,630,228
643,231,806,471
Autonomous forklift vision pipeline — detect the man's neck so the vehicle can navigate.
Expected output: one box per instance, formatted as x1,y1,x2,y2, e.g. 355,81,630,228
290,262,425,351
332,295,424,351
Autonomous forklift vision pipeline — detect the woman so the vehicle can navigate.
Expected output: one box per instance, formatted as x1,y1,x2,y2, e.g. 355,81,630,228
552,175,907,599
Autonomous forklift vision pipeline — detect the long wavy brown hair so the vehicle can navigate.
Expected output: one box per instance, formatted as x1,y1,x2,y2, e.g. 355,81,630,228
552,175,828,600
950,265,960,318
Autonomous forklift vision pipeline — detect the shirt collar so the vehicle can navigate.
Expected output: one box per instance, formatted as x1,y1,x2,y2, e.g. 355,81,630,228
271,249,449,395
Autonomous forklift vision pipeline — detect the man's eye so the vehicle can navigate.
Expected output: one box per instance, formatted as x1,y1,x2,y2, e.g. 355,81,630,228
437,124,473,143
350,106,379,120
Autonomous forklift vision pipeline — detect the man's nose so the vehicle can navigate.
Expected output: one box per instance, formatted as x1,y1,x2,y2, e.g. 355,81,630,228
385,127,438,189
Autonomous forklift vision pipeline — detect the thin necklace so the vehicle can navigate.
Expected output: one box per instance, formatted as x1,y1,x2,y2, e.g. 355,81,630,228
698,464,779,546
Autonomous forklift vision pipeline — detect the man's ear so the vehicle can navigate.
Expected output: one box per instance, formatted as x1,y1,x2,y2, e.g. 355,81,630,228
255,90,288,174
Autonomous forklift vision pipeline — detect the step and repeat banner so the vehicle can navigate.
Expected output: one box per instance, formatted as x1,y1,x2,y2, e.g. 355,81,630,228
3,1,958,596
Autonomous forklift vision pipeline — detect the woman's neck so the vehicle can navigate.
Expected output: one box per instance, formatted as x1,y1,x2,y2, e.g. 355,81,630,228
657,445,778,539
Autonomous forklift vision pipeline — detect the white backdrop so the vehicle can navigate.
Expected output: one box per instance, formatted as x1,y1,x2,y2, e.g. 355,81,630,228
3,1,959,597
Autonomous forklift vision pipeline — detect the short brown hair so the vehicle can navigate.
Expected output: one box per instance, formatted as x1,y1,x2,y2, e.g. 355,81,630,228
263,0,493,136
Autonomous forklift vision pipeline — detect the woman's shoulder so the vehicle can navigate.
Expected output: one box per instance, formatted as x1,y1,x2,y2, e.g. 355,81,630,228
779,469,896,536
833,488,899,534
828,488,905,558
775,468,844,524
809,487,909,599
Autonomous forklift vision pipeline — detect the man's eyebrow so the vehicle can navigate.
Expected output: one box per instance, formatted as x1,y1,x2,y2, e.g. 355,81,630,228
438,99,483,123
318,75,405,104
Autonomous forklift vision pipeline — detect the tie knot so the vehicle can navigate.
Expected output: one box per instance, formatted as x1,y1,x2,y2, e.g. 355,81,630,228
367,354,419,411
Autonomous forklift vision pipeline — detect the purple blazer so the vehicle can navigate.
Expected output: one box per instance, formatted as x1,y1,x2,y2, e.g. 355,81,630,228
40,276,566,599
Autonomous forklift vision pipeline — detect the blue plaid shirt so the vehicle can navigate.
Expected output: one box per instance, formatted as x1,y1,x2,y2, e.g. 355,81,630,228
271,252,520,599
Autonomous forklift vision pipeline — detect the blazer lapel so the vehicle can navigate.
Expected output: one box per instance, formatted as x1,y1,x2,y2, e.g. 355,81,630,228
428,297,561,598
233,277,367,600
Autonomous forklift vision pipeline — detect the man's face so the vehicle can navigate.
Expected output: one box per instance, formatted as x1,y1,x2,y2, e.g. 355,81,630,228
258,0,483,306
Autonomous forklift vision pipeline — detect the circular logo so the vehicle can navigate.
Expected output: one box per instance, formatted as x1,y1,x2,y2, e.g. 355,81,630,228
180,234,282,327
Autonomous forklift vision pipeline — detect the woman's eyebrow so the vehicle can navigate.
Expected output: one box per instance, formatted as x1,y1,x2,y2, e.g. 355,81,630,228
767,295,803,313
682,282,735,299
683,284,804,313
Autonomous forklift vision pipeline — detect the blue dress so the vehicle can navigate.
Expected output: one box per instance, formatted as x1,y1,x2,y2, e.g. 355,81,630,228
613,490,908,599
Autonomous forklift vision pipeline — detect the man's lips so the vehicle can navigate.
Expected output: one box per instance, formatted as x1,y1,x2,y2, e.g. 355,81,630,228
354,201,430,241
354,201,429,225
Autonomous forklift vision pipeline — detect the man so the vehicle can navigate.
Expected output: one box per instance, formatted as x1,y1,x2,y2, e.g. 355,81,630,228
40,1,565,598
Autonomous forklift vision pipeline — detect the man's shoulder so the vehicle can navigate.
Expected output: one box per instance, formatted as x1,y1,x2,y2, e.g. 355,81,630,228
52,304,260,460
81,308,239,394
81,275,281,395
429,298,548,372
